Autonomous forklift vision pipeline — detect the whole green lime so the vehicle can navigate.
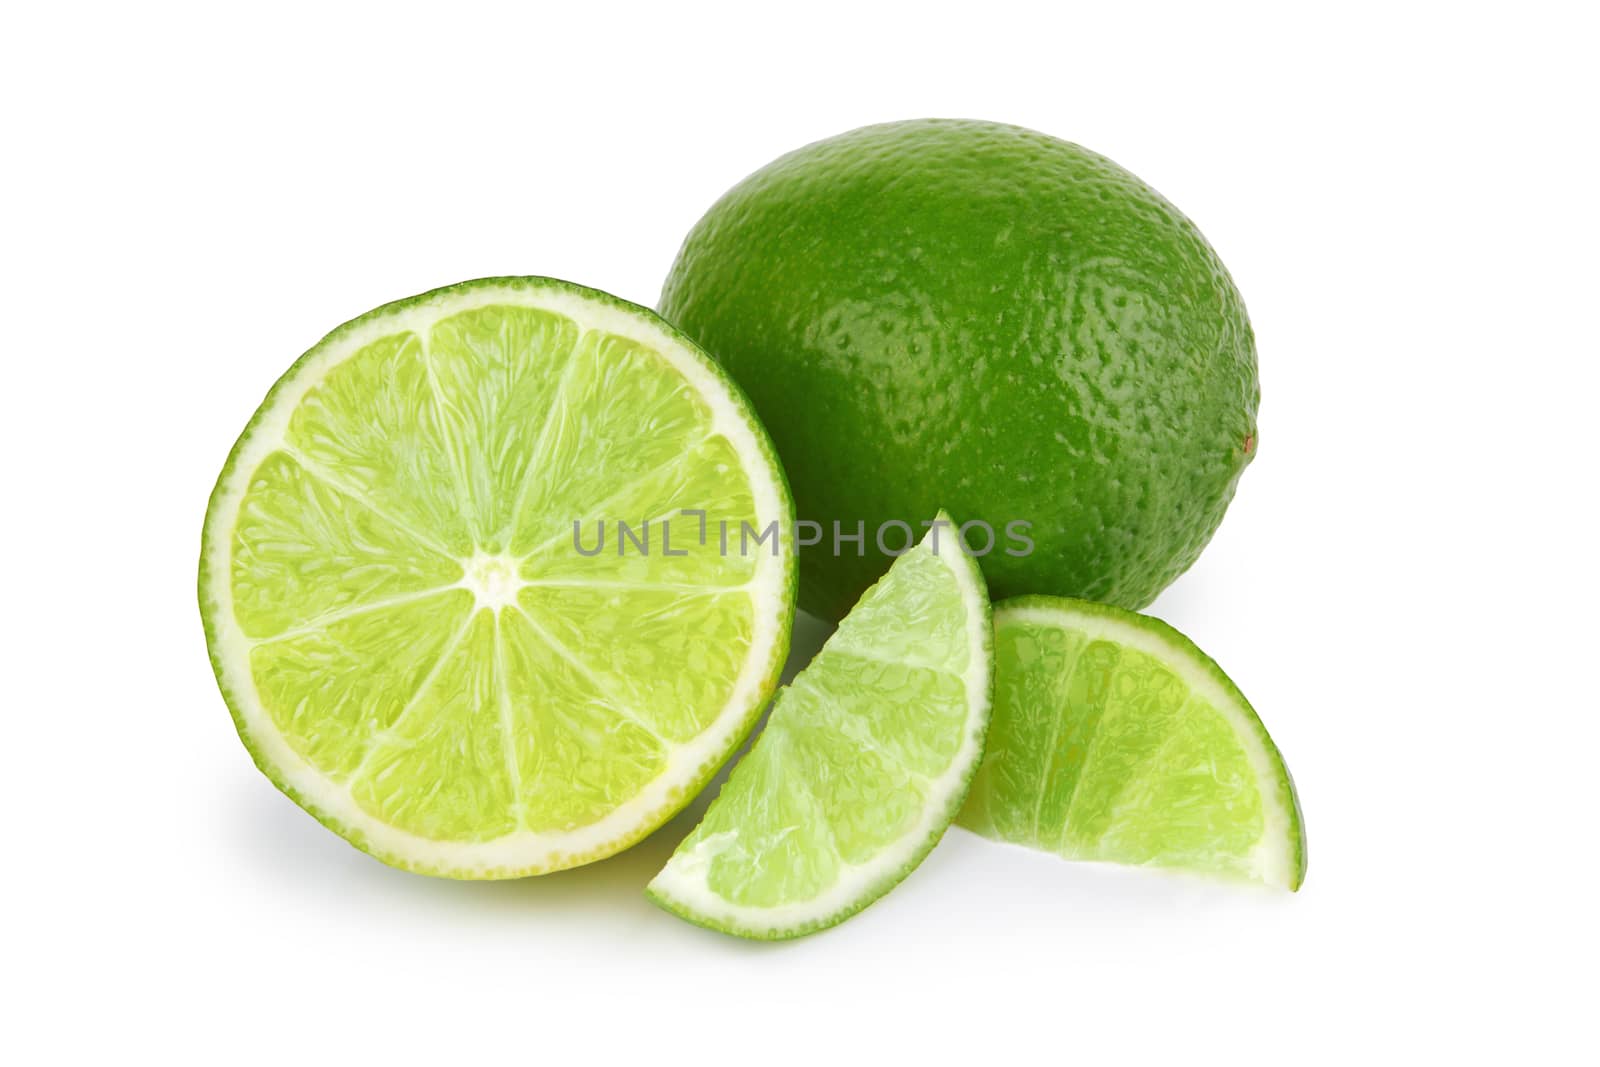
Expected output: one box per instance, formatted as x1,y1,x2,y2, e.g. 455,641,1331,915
660,119,1258,619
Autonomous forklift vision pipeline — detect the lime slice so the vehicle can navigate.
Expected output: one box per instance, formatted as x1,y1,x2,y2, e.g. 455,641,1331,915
199,277,796,878
959,596,1305,888
648,513,992,938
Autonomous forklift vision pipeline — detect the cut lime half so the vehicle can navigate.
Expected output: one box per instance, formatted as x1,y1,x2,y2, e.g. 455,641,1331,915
648,513,993,939
200,277,796,878
959,596,1305,889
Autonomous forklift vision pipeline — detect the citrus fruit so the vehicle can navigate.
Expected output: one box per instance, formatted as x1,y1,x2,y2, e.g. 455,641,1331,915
959,596,1305,888
660,118,1259,619
648,512,992,938
199,277,796,878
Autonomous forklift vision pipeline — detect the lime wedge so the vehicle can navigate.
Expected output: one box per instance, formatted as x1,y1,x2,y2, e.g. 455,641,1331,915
199,277,796,878
648,513,992,938
959,596,1306,888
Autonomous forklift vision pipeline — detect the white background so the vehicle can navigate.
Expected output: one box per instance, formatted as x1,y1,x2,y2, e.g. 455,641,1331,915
4,2,1595,1062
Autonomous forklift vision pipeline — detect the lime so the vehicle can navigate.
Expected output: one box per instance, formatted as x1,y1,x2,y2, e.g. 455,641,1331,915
660,118,1258,619
959,596,1305,888
199,277,796,878
648,513,993,938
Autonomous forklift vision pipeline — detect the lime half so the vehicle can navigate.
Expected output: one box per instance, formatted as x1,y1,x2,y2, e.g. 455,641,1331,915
648,514,992,939
959,596,1305,888
200,277,796,878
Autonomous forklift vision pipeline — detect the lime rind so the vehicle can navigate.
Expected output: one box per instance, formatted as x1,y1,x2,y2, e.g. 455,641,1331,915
200,276,797,878
964,595,1306,890
646,511,994,938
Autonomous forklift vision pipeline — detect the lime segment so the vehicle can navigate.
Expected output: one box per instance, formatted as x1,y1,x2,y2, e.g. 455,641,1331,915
648,514,992,939
959,596,1305,888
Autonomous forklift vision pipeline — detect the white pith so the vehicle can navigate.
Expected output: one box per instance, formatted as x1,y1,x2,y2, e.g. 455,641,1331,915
647,523,992,936
997,602,1299,889
461,552,523,612
202,282,792,875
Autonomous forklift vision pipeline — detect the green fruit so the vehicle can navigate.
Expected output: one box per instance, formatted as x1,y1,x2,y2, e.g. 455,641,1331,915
660,119,1258,619
960,596,1305,889
200,277,797,878
648,513,993,939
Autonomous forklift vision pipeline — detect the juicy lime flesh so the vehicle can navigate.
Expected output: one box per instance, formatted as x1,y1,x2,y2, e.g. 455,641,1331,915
650,525,992,937
959,598,1304,888
660,119,1258,619
207,281,792,871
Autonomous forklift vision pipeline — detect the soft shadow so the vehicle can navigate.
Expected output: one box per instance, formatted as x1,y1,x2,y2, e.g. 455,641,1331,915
932,826,1293,920
1144,569,1213,633
228,774,707,921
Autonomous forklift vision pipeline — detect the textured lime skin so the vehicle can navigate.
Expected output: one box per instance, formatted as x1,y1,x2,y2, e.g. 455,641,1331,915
661,119,1258,619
